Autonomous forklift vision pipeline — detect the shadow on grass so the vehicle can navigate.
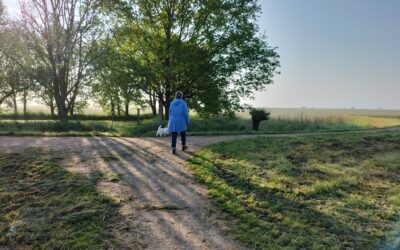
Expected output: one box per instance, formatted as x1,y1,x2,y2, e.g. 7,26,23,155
189,153,371,249
0,148,119,249
188,132,400,249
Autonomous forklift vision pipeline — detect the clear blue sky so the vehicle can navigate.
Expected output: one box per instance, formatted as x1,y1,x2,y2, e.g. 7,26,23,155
255,0,400,109
3,0,400,109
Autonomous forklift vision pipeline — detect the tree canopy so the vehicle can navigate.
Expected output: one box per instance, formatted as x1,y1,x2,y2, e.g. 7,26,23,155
17,0,103,120
100,0,280,118
0,0,279,120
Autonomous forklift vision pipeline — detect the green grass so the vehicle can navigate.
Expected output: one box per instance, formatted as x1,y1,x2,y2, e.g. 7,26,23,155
0,148,119,249
188,130,400,249
0,114,378,137
1,108,399,137
0,112,155,121
0,120,114,133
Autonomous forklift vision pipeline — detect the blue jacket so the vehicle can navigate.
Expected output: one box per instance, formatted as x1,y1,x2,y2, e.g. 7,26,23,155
168,98,190,132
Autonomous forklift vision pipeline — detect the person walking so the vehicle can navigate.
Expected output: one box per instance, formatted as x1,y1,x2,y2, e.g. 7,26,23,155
168,91,190,154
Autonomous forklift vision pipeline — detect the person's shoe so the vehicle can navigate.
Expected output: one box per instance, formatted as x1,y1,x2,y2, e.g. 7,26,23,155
182,145,188,151
172,148,177,154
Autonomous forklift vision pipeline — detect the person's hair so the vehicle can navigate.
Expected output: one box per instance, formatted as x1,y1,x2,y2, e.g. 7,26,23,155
175,91,183,99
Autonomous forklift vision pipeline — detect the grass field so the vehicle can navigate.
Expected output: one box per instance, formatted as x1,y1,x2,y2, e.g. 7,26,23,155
239,108,400,119
0,148,119,249
188,130,400,249
1,109,400,137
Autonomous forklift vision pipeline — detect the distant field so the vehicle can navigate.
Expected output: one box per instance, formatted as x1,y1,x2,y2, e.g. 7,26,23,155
0,108,399,136
4,106,400,119
241,108,400,119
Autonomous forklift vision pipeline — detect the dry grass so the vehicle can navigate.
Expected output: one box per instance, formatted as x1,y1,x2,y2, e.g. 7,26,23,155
350,116,400,128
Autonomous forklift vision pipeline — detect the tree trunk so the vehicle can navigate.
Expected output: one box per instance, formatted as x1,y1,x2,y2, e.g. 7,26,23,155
252,119,261,131
23,90,28,117
57,104,68,122
110,99,115,129
68,83,80,117
149,93,157,115
69,99,75,117
50,105,55,117
49,96,55,117
165,100,171,121
53,75,68,122
54,94,68,121
111,99,115,115
125,102,129,117
137,109,140,125
117,98,121,116
12,93,18,117
158,98,164,121
163,8,173,121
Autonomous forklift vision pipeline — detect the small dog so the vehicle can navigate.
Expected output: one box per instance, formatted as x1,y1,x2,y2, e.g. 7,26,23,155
156,125,170,137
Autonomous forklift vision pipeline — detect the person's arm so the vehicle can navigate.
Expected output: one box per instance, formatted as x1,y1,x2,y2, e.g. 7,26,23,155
183,102,190,126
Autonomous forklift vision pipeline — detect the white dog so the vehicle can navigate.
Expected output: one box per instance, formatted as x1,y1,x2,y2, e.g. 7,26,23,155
156,125,170,137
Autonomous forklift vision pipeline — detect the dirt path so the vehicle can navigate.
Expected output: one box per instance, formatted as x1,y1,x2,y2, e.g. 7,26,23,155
0,135,255,250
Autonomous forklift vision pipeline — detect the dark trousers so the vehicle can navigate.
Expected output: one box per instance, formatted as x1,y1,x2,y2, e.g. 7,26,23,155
171,131,186,148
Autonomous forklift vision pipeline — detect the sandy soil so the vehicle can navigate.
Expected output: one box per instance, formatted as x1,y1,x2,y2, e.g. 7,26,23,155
0,135,255,250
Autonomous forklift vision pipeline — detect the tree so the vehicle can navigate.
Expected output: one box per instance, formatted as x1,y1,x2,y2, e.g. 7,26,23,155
34,65,57,116
0,22,33,112
18,0,103,121
104,0,280,119
0,0,4,24
250,108,270,131
90,39,126,116
91,32,147,117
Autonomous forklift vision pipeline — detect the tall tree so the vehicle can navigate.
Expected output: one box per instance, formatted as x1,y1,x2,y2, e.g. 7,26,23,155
104,0,280,119
18,0,103,121
0,22,33,110
91,32,146,116
34,65,57,116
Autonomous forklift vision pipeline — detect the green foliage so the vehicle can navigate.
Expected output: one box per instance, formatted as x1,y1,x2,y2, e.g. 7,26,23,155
100,0,280,116
250,108,270,121
90,36,145,115
0,149,119,249
0,114,373,136
188,131,400,249
250,108,270,130
0,24,32,109
0,121,114,133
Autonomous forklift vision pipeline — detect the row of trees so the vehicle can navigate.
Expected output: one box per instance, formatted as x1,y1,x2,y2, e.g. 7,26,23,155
0,0,280,121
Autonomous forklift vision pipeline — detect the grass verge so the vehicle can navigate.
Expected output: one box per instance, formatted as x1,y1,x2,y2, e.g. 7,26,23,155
188,130,400,249
0,148,119,249
0,115,378,137
0,114,399,137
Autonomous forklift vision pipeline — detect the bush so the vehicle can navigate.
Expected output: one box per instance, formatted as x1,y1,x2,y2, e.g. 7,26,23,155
0,112,155,121
0,121,114,133
190,115,247,132
250,108,270,131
